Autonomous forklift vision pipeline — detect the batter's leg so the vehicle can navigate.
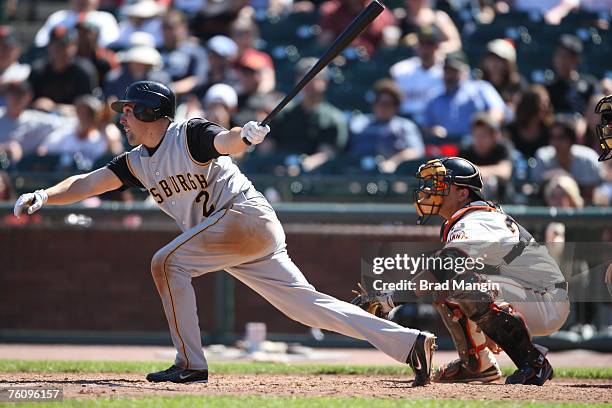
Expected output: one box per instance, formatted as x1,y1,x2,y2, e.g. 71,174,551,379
227,247,424,364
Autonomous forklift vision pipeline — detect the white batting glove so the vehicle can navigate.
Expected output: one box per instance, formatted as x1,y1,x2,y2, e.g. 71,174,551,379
241,121,270,145
14,189,48,218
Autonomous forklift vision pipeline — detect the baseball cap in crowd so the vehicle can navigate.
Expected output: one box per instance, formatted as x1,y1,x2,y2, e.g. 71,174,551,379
557,34,583,55
49,25,77,45
119,45,162,67
444,50,470,71
486,39,516,63
204,83,238,110
295,57,328,79
471,112,500,132
207,35,238,60
0,25,19,46
237,52,268,72
121,0,165,19
416,25,442,44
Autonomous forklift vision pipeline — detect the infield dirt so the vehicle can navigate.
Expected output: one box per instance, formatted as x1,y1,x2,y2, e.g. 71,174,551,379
1,373,610,403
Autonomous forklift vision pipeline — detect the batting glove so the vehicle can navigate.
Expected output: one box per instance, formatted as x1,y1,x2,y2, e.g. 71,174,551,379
14,189,48,218
241,121,270,145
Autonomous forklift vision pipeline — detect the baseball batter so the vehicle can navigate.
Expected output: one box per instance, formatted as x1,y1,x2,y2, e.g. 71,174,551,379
354,157,570,386
13,81,436,386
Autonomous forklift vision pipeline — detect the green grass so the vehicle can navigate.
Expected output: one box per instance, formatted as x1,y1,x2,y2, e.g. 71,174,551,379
0,359,610,379
2,396,611,408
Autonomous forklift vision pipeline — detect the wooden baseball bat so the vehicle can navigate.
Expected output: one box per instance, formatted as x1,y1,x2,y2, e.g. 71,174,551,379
243,0,385,145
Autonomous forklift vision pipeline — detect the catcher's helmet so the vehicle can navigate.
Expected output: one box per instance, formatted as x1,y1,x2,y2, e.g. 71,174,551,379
111,81,175,122
413,157,484,224
594,94,612,161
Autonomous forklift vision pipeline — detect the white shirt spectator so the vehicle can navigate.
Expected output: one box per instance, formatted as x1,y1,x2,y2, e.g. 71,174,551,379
534,144,603,187
40,124,108,164
34,10,120,48
0,108,64,156
390,57,444,123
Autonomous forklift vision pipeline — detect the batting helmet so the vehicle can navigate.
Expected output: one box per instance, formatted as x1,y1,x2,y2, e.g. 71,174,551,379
413,157,484,224
111,81,175,122
595,94,612,161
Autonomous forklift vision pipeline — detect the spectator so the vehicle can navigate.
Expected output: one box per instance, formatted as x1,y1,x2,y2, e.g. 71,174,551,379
203,83,238,129
0,82,65,164
503,85,553,160
38,95,119,169
188,0,251,41
34,0,120,48
546,34,598,115
29,26,98,111
460,112,513,200
269,57,348,172
496,0,579,25
318,0,397,56
76,19,119,86
543,174,584,208
0,26,31,93
103,45,170,100
231,17,275,93
159,10,208,96
233,52,280,126
396,0,461,54
534,115,602,203
422,51,505,141
194,35,239,98
389,25,444,123
113,0,166,49
348,79,424,173
478,39,527,118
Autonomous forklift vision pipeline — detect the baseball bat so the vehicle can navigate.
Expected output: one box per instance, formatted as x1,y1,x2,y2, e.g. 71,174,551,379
243,0,385,145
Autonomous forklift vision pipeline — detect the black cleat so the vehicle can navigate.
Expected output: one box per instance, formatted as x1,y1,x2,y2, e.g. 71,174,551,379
407,332,436,386
433,359,502,383
505,358,553,386
146,365,208,384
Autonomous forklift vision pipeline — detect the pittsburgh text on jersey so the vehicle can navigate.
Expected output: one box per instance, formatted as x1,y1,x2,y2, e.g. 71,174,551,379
149,172,210,204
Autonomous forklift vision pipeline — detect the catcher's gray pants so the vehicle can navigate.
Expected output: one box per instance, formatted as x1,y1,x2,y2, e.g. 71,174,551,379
150,194,421,370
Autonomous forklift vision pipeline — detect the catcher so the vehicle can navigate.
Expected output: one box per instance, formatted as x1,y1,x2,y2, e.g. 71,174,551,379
354,157,569,385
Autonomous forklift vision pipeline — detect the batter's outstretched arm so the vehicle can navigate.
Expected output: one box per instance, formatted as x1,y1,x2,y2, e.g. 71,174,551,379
14,168,123,217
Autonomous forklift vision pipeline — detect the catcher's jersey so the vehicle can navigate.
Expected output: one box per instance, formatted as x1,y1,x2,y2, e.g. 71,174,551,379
442,201,565,290
122,119,255,231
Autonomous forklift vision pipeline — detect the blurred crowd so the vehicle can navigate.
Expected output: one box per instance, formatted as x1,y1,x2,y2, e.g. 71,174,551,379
0,0,610,208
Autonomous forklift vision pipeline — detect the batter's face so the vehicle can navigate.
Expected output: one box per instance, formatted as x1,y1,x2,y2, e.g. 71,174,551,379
120,104,149,146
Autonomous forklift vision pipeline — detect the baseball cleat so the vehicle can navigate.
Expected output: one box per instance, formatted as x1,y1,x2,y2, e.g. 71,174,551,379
146,365,209,384
433,359,502,383
407,332,436,386
505,358,554,386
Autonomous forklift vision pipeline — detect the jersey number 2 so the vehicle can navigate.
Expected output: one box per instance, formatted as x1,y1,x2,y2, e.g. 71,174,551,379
195,190,215,217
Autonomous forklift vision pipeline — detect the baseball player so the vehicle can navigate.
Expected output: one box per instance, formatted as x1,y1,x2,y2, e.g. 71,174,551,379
355,157,569,385
13,81,436,386
594,94,612,161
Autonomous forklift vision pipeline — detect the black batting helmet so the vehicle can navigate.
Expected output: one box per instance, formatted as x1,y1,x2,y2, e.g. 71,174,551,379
111,81,175,122
414,157,484,224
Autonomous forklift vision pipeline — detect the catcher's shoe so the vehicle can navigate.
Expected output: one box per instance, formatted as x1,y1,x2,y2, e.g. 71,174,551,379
505,358,553,386
433,359,502,383
146,365,208,384
407,332,436,386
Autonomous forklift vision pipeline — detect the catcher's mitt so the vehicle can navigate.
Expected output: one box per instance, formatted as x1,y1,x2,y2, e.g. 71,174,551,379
351,282,395,318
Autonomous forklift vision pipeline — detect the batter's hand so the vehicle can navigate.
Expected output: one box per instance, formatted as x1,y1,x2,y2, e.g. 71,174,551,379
14,189,48,218
241,121,270,145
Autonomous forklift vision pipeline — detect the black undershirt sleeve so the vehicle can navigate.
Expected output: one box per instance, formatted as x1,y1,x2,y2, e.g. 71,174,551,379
106,152,145,189
186,118,228,163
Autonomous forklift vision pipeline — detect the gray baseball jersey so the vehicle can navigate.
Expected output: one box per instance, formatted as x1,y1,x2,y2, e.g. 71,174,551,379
123,119,255,231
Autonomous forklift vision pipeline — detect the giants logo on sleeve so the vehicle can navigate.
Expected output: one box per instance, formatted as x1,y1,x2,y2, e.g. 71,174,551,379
447,223,468,242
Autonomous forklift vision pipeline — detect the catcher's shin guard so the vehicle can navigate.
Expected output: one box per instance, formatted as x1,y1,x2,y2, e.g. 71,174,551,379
432,302,501,383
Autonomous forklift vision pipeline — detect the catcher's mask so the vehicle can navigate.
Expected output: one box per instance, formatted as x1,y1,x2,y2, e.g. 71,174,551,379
595,94,612,161
413,157,484,224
